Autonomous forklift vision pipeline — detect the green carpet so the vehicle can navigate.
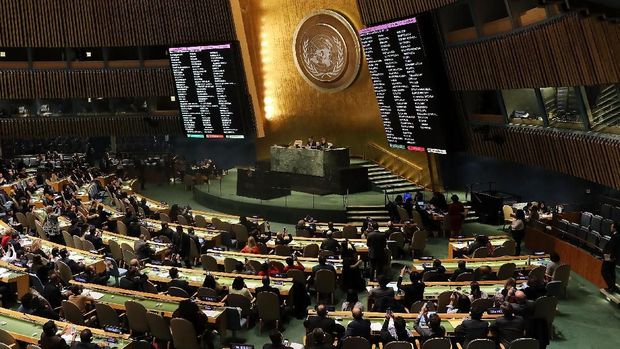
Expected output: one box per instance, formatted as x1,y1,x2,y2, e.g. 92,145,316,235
141,183,620,349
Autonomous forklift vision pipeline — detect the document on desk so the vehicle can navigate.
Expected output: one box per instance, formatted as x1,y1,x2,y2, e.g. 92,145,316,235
370,322,383,332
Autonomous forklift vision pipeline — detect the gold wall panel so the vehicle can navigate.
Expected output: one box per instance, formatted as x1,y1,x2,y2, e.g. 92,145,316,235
237,0,434,188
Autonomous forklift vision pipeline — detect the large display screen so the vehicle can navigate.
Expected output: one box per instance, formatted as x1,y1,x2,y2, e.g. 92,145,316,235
169,44,251,139
360,17,447,154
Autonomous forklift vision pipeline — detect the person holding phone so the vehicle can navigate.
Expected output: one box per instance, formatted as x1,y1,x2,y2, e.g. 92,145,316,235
380,310,412,344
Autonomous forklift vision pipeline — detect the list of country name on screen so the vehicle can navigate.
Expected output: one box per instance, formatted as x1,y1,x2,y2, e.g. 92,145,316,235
169,44,246,139
360,17,446,154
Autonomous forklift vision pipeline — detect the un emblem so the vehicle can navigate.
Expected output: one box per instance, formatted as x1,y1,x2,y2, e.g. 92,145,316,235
293,10,361,92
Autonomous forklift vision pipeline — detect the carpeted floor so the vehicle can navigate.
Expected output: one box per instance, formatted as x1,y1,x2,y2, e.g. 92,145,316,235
141,183,620,349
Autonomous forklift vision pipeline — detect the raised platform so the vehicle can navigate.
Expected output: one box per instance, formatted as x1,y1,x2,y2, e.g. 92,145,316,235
192,168,387,223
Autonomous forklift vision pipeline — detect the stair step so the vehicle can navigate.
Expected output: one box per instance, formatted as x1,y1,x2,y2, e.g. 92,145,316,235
347,210,389,214
347,215,391,221
367,168,389,174
347,205,387,210
377,181,417,189
373,178,408,185
369,174,398,181
359,163,379,168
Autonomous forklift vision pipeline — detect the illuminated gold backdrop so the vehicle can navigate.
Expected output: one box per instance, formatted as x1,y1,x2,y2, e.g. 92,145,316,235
237,0,436,188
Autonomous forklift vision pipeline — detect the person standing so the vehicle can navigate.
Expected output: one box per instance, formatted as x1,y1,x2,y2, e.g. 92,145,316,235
602,222,620,293
367,228,387,280
510,209,526,256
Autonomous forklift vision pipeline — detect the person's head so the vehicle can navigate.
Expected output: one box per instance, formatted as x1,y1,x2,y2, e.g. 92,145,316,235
20,292,34,309
318,255,327,265
501,302,514,319
378,275,389,288
433,259,442,268
177,299,199,317
311,328,326,345
393,316,406,333
247,236,256,248
470,282,481,298
352,306,363,319
262,276,270,287
162,222,168,229
316,303,327,317
409,271,422,283
515,209,526,221
550,252,560,263
458,260,467,270
451,195,459,203
234,261,245,272
285,257,294,267
326,231,333,239
169,267,179,279
59,248,68,259
268,329,283,345
42,320,58,336
203,274,215,288
79,329,93,343
612,221,619,234
130,259,140,268
232,276,244,290
456,294,471,313
470,306,484,320
504,278,516,289
515,290,527,304
428,313,441,330
176,225,183,234
32,254,43,266
346,289,358,304
49,272,60,285
69,285,82,296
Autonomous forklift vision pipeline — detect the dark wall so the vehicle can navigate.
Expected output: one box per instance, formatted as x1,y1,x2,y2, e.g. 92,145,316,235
172,137,256,170
440,152,620,212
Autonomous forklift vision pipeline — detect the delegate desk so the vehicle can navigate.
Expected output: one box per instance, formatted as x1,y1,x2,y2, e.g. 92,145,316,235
306,310,499,336
367,280,525,301
447,235,512,258
101,231,170,258
192,209,264,226
265,236,368,253
0,307,132,348
412,255,550,274
20,236,106,273
270,146,349,177
70,281,225,320
205,249,344,274
142,219,222,247
0,260,30,298
141,264,294,296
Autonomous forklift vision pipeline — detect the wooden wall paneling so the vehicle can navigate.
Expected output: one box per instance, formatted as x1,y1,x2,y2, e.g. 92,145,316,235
356,0,459,25
443,14,620,90
467,125,620,189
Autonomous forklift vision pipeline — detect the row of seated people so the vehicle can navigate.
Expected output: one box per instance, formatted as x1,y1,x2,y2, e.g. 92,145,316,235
304,301,548,349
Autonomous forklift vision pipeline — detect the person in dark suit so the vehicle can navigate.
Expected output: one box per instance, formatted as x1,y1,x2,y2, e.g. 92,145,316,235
39,320,71,349
311,255,336,276
397,267,426,310
262,330,292,349
255,276,282,303
345,307,371,340
380,312,412,344
320,231,340,254
304,304,344,338
368,275,395,312
450,260,474,281
491,303,525,345
167,267,191,294
414,311,445,344
454,307,489,347
157,222,174,240
510,291,535,320
602,222,620,293
367,229,387,280
306,328,335,349
42,273,65,309
74,329,99,349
